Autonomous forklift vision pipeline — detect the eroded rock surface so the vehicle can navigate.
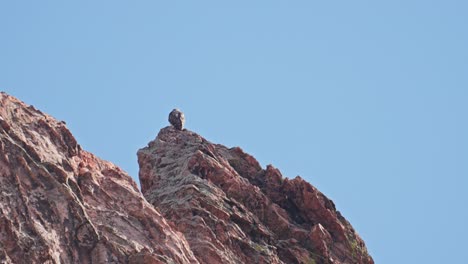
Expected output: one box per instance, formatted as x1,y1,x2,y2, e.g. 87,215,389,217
138,127,374,264
0,93,198,264
0,91,373,264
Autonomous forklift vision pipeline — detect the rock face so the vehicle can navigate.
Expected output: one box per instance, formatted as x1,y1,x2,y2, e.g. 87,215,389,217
0,92,373,264
138,127,374,264
0,93,198,264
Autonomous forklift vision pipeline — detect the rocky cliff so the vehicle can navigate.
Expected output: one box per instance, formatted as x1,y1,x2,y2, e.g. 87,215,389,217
0,92,373,264
0,93,197,263
138,127,373,264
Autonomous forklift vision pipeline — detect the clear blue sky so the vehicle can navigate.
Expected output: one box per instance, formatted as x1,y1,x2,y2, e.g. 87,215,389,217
1,1,467,263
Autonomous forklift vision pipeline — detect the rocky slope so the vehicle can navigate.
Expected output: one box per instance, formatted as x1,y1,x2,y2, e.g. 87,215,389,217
0,92,373,264
138,127,373,264
0,93,197,263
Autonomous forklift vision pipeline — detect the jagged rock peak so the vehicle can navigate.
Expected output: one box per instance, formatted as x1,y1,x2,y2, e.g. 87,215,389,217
0,93,198,264
0,91,373,264
138,126,374,264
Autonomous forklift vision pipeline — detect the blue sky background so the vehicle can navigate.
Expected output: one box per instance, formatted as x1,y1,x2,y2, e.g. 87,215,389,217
1,1,467,263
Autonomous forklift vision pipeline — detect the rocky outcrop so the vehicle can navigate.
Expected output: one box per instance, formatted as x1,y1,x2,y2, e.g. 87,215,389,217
0,92,373,264
138,127,373,264
0,93,198,263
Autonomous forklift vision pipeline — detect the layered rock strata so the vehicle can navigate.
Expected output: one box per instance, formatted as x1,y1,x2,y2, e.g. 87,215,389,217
0,91,373,264
138,126,373,264
0,93,198,264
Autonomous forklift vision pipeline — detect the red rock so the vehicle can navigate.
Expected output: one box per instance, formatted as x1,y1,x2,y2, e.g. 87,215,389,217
0,93,198,264
138,126,374,264
0,91,373,264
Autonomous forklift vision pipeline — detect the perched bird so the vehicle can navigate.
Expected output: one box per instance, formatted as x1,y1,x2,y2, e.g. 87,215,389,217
168,109,185,130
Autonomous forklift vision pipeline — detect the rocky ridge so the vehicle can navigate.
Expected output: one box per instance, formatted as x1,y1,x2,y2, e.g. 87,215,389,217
0,93,197,263
0,92,373,263
138,127,373,264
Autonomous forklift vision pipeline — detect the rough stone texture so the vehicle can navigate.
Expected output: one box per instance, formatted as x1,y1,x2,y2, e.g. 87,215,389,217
138,127,374,264
168,109,185,131
0,93,198,264
0,91,373,264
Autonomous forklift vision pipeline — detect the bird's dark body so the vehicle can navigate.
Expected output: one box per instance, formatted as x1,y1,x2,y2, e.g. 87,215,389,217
169,109,185,130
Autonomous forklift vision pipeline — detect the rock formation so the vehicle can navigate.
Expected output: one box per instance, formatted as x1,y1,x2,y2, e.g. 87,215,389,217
0,92,373,264
138,127,374,264
0,93,197,263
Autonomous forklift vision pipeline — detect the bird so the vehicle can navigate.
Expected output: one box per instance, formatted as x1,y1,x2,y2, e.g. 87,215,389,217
168,109,185,130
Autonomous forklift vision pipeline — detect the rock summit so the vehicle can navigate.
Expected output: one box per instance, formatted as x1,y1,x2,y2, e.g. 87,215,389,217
0,93,373,264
